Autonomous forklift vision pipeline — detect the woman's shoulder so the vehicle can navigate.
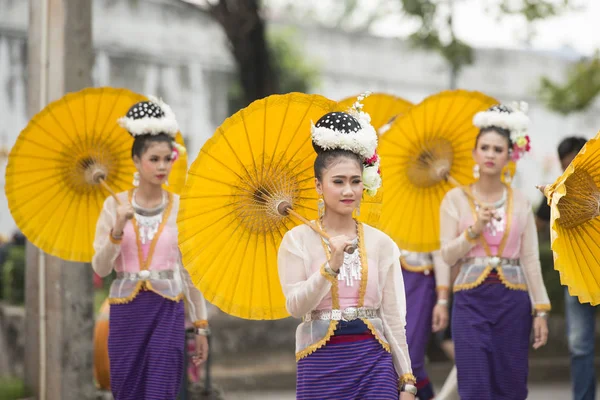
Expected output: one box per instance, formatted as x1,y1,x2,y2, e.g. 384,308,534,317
443,186,469,201
361,223,396,247
508,186,533,208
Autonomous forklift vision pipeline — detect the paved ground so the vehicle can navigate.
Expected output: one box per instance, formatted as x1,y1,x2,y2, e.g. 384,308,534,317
225,383,600,399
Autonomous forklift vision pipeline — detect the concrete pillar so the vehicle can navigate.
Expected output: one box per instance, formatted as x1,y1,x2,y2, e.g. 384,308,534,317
25,1,95,399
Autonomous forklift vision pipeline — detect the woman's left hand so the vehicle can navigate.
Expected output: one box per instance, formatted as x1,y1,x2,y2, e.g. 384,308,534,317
192,335,209,366
399,392,416,400
432,303,449,332
532,316,549,350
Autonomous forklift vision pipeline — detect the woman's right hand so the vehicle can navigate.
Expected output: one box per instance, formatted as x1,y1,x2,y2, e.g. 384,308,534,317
114,202,134,233
471,206,493,236
328,235,353,272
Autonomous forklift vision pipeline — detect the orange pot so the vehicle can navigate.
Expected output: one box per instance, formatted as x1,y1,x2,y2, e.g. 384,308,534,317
93,299,111,390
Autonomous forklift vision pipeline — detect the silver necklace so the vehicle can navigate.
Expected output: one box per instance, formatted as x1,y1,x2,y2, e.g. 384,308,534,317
473,187,507,237
337,237,361,286
131,191,167,244
321,220,362,287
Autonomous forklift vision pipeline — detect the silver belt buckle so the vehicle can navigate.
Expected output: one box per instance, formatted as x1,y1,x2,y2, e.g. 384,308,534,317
138,270,151,279
342,307,358,321
488,256,501,268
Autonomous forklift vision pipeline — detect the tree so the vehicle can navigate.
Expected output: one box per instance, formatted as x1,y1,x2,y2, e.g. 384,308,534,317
187,0,280,105
228,28,321,113
538,52,600,115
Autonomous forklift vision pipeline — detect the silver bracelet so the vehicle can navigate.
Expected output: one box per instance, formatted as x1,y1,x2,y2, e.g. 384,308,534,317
437,299,449,306
324,263,339,277
401,383,418,395
195,327,211,336
535,311,548,319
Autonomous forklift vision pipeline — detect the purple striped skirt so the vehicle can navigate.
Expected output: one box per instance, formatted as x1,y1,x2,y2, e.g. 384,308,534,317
296,333,399,399
452,273,532,400
108,290,185,400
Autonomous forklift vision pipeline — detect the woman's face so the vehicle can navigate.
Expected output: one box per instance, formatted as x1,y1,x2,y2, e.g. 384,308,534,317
133,141,173,186
315,157,363,217
473,130,510,178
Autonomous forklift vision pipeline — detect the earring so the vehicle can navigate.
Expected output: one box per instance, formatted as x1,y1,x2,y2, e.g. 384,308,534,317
317,197,325,219
133,171,140,187
473,164,480,180
504,169,512,184
355,205,361,217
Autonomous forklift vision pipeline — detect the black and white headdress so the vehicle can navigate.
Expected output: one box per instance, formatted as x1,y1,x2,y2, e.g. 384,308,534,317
118,96,179,138
118,96,185,159
311,92,381,196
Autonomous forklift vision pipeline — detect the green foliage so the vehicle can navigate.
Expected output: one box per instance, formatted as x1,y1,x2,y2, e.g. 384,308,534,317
268,29,321,95
496,0,577,22
0,378,28,400
538,52,600,115
2,246,25,305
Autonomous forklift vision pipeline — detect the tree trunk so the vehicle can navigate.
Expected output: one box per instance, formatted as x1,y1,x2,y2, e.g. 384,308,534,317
210,0,279,106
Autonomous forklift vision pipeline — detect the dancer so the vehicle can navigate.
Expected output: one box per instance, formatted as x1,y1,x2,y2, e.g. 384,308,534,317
278,96,416,399
92,97,209,400
440,103,551,400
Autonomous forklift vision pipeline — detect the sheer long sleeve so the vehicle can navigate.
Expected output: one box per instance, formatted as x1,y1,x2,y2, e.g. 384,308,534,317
380,239,413,380
519,204,551,311
440,191,476,266
92,196,121,277
277,230,332,318
432,250,450,290
178,258,208,326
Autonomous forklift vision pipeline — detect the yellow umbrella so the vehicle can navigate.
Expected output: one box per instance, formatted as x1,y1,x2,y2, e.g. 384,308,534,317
541,132,600,305
336,92,413,132
5,87,188,262
378,89,499,253
178,92,383,320
336,93,413,228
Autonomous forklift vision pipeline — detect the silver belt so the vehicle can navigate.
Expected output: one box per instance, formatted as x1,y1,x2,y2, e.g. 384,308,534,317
461,257,520,268
116,270,175,281
304,307,378,322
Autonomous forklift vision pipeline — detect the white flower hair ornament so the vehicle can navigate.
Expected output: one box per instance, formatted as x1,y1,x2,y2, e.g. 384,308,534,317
118,95,186,162
311,91,382,196
473,101,531,162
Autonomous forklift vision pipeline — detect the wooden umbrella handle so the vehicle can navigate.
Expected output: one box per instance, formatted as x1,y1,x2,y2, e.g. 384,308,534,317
277,201,356,254
98,178,122,205
90,169,122,205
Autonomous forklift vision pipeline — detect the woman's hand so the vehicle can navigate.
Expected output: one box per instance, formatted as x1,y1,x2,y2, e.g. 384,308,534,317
192,334,209,366
432,303,449,332
471,206,493,236
532,316,549,349
113,202,134,235
328,235,353,272
399,392,416,400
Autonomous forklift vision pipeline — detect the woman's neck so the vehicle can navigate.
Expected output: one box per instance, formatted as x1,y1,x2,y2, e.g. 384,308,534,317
321,212,357,237
472,174,505,201
134,182,164,208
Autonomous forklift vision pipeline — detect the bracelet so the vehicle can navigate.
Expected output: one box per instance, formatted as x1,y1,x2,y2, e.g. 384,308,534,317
535,311,548,319
195,327,211,336
324,263,339,278
466,226,479,239
401,383,418,395
437,299,449,306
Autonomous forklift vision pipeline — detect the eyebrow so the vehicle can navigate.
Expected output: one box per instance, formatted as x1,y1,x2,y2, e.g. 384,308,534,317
332,175,362,178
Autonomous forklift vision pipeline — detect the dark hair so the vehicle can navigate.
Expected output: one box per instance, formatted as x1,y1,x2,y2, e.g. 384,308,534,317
475,126,513,149
131,133,173,159
313,148,363,181
557,136,587,161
